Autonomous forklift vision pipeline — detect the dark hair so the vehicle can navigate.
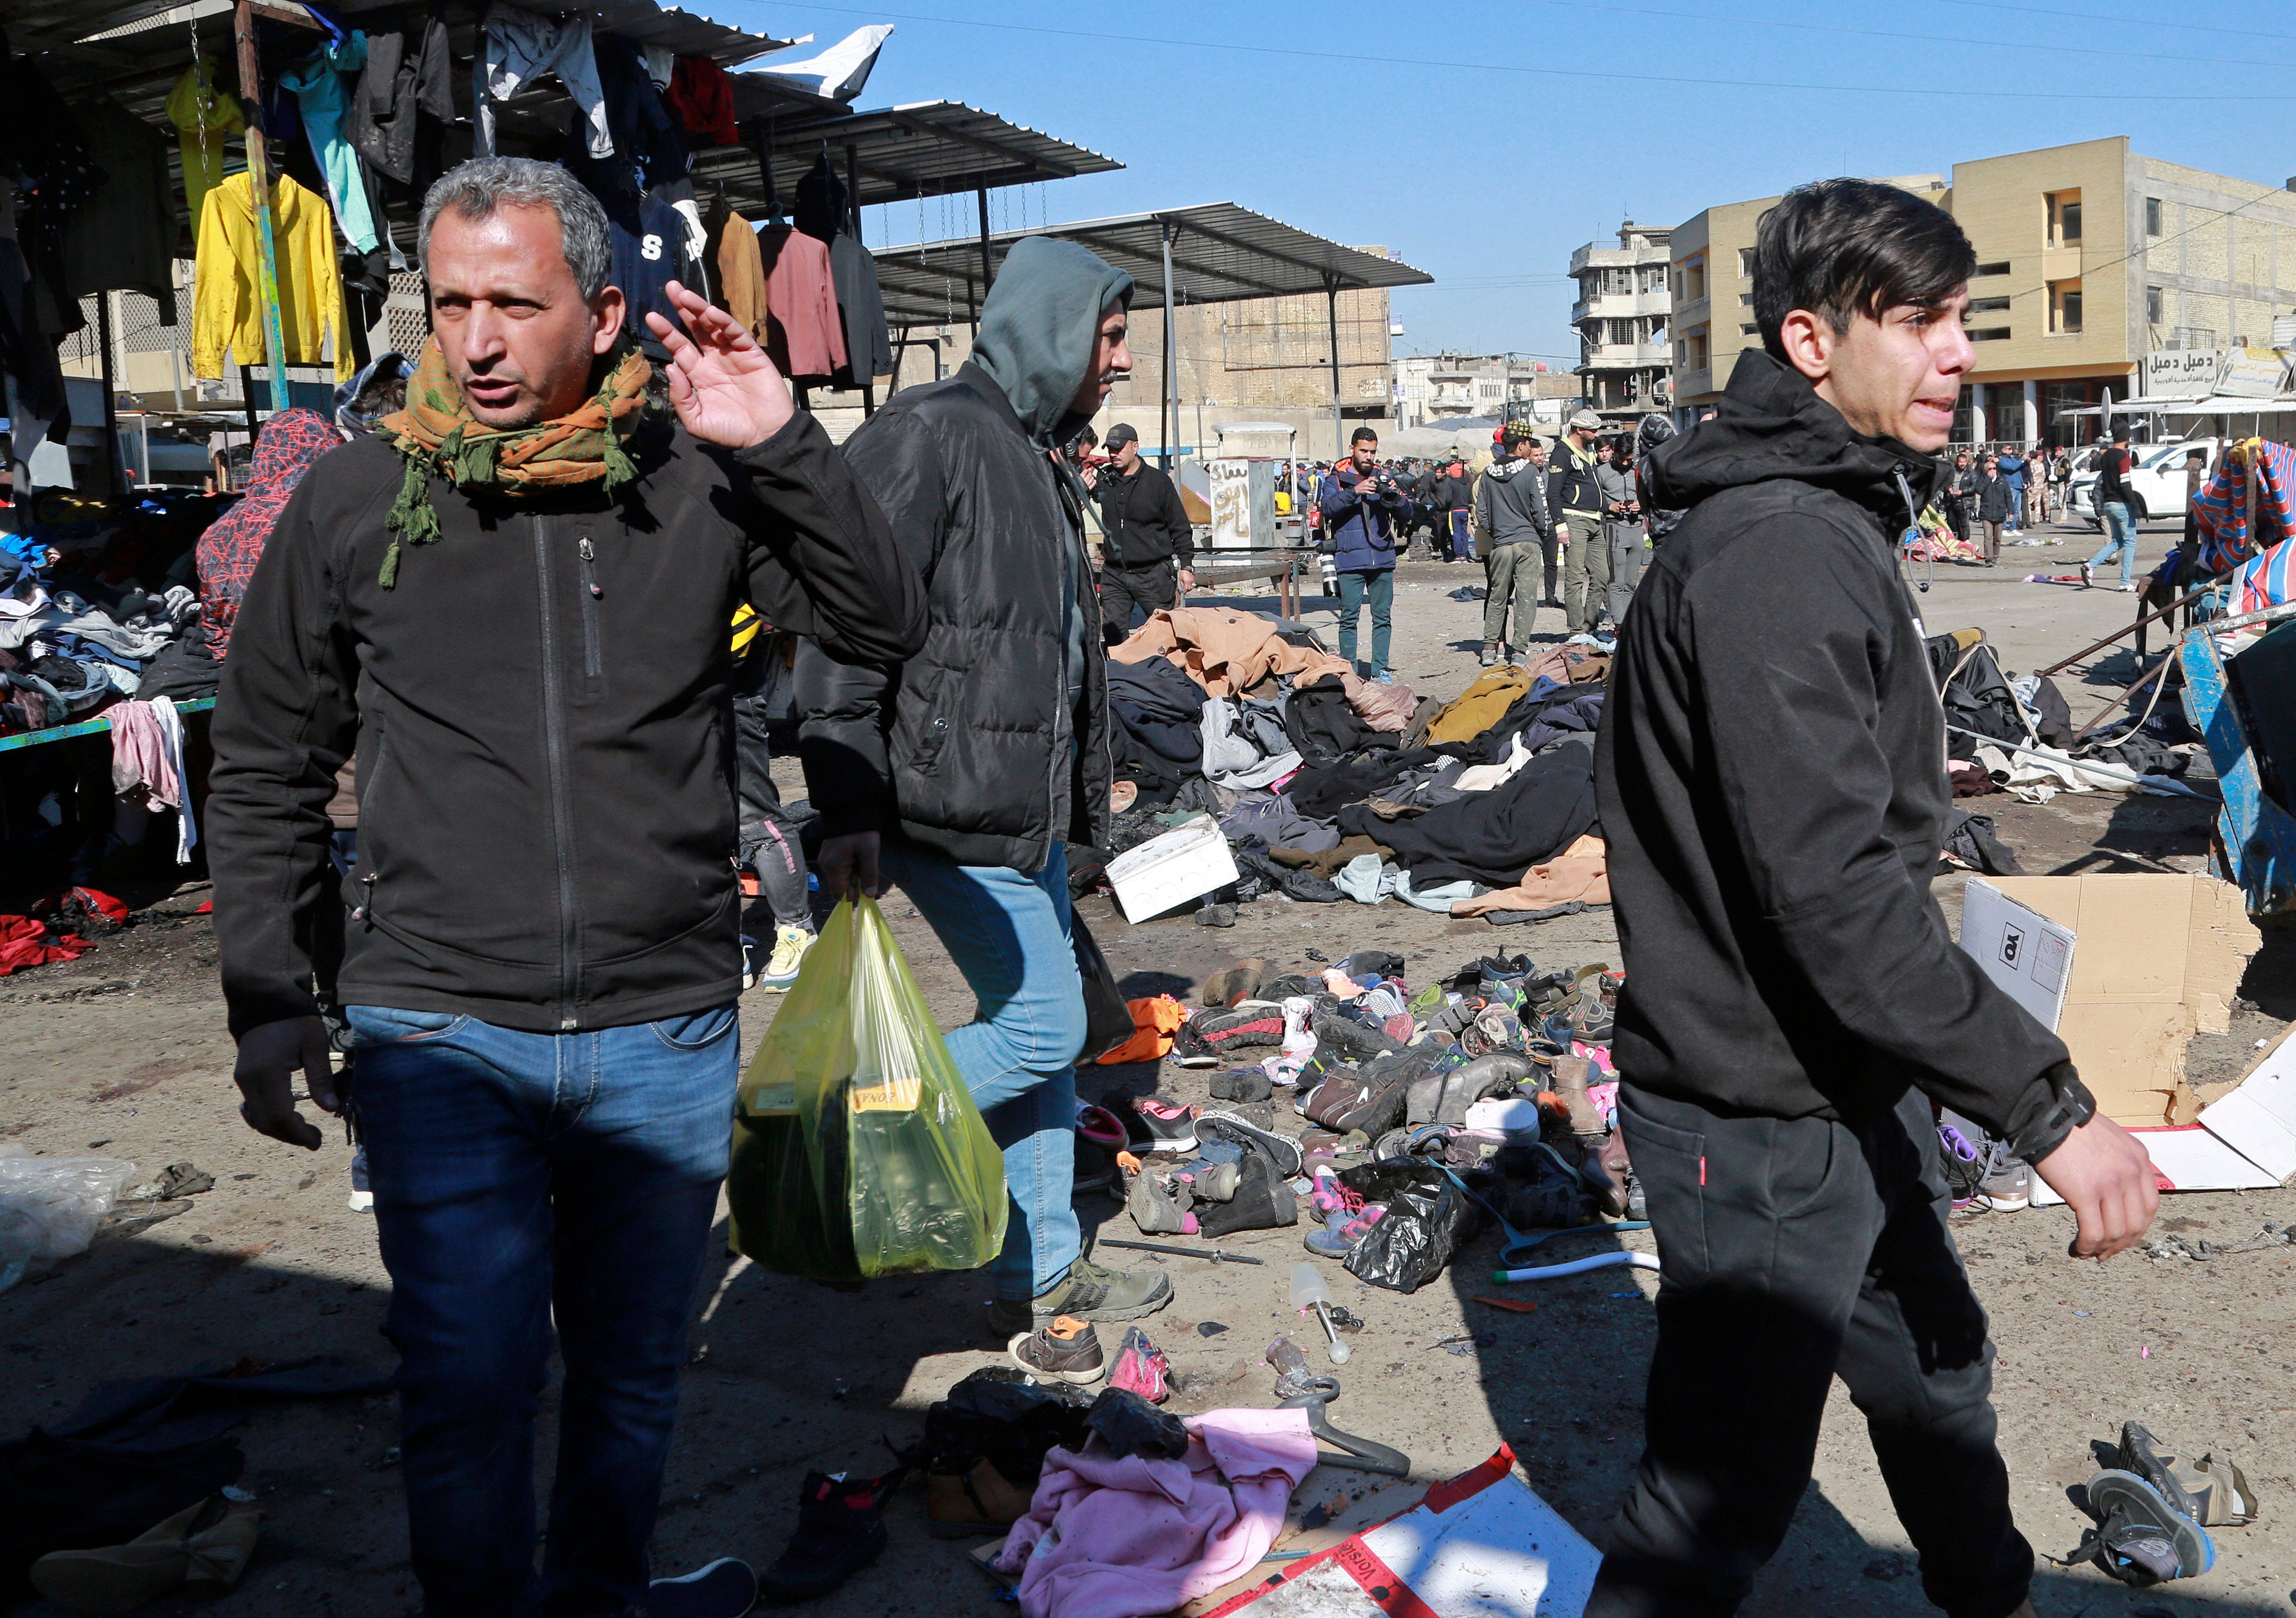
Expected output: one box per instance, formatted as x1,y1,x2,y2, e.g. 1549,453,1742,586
1350,426,1379,446
1752,178,1975,359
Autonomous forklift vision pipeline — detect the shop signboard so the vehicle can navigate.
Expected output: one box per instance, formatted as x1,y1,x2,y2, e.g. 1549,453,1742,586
2143,349,2224,396
2219,347,2292,399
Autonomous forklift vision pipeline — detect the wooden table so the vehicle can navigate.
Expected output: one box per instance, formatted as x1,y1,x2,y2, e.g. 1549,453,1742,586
1185,549,1315,618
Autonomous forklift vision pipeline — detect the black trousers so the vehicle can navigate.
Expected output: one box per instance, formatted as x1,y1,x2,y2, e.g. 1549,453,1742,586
1587,1085,2032,1618
1100,559,1177,641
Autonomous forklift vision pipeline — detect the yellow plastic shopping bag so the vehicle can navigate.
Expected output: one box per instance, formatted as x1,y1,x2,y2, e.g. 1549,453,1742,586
727,894,1007,1282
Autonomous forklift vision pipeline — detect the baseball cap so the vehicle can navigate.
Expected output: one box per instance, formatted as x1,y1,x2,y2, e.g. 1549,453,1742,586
1568,410,1603,432
1103,422,1139,448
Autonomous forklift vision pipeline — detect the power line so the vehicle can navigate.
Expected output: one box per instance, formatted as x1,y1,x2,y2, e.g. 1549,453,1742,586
1925,0,2296,43
751,3,2296,101
1521,0,2296,71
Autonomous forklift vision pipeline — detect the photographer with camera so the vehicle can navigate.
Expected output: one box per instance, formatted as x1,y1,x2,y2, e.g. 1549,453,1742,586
1551,409,1609,632
1599,435,1644,627
1317,426,1406,679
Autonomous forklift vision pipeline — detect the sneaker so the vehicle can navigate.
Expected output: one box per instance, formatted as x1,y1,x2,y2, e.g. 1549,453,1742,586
1302,1205,1382,1258
1107,1326,1171,1401
758,1471,896,1604
1308,1164,1363,1222
1016,1256,1174,1326
1075,1104,1128,1150
1198,1109,1305,1176
1127,1164,1199,1236
2079,560,2093,588
1179,1160,1242,1203
1127,1096,1200,1153
1480,642,1498,667
1008,1315,1106,1385
756,924,816,991
2075,1468,2215,1586
648,1557,760,1618
1173,1004,1288,1065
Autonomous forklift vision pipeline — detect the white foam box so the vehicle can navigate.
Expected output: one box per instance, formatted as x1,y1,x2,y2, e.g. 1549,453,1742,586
1105,813,1240,923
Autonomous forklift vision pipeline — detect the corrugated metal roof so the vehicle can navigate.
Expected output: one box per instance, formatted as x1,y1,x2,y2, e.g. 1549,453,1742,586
868,202,1431,323
689,99,1121,219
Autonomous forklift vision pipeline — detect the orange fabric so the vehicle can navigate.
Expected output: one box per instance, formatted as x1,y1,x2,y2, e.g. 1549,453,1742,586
1451,833,1609,916
1095,994,1190,1065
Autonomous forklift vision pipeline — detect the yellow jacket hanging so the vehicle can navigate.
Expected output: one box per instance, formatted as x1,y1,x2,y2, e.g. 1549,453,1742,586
192,171,355,383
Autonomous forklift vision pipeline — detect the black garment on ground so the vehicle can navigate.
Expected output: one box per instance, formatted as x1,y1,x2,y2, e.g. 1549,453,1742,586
2025,674,2074,748
1339,747,1596,887
1586,1085,2031,1618
1942,808,2023,875
1471,681,1605,764
1105,653,1204,724
1600,347,2079,1148
1289,746,1450,821
1284,673,1372,766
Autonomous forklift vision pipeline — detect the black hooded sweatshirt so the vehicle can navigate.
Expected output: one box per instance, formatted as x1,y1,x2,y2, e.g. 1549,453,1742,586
1595,350,2090,1156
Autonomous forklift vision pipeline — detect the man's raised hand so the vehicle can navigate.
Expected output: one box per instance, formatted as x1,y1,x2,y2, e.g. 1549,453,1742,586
644,280,796,449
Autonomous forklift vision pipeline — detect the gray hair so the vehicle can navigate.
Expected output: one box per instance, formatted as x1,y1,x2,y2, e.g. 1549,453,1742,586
417,157,612,302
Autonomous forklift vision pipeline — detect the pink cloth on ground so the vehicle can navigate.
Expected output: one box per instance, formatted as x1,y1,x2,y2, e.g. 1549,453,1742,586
995,1406,1318,1618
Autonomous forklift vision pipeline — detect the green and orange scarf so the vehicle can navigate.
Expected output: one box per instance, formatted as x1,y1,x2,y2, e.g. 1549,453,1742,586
375,340,652,588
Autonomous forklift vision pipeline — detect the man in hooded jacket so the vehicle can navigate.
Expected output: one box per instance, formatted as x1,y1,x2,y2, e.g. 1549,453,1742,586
1591,178,2156,1618
1472,425,1553,663
798,237,1174,1345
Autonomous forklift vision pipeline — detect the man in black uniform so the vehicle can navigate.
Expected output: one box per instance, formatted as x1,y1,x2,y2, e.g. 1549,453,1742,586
1093,422,1194,640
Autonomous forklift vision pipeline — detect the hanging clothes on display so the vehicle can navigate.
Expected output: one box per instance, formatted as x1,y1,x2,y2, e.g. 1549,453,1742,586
709,198,769,342
0,236,70,476
165,57,243,231
192,171,357,383
755,224,845,381
345,13,454,189
604,192,704,343
589,33,688,193
665,56,738,147
474,4,611,159
279,33,381,255
60,100,177,318
793,155,894,388
0,29,102,339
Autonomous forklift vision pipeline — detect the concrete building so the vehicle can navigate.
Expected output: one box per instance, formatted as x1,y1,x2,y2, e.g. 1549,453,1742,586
1392,353,1566,430
1666,139,2296,448
1570,222,1672,422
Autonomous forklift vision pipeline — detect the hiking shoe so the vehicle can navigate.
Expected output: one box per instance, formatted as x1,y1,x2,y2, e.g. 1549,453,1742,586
1009,1315,1106,1385
1127,1096,1200,1153
1029,1256,1173,1324
1199,1109,1305,1176
2075,1469,2215,1586
1201,957,1266,1007
1480,642,1499,667
756,924,816,991
1128,1165,1199,1236
1302,1205,1382,1258
649,1558,760,1618
925,1458,1033,1540
758,1471,896,1604
1174,1005,1289,1066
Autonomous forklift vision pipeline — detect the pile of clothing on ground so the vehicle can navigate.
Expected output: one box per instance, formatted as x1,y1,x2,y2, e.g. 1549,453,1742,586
0,887,129,978
1091,607,1613,926
1096,948,1634,1295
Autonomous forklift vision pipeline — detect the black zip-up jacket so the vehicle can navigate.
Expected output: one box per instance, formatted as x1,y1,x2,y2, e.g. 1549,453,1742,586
1548,436,1604,516
795,361,1111,872
1093,461,1193,572
208,409,924,1037
1972,471,2014,523
1596,350,2091,1156
1433,471,1473,510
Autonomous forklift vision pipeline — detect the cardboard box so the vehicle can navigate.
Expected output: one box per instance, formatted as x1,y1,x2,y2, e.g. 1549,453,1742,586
1959,875,2259,1126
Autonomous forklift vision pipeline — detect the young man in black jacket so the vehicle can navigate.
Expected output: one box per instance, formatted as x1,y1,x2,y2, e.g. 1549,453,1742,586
1093,420,1194,640
1591,178,2156,1618
207,158,924,1618
800,237,1175,1351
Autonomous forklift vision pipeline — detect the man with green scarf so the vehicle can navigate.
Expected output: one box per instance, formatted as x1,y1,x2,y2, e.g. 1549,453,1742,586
800,237,1178,1377
207,156,922,1618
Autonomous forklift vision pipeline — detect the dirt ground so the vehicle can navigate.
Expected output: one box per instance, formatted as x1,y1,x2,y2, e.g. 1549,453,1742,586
7,514,2295,1618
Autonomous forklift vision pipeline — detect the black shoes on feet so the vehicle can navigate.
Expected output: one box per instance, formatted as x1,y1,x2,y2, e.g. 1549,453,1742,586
758,1472,899,1605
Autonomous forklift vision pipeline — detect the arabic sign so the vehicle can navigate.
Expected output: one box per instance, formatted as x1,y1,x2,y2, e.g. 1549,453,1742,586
2218,348,2293,400
2143,350,2224,395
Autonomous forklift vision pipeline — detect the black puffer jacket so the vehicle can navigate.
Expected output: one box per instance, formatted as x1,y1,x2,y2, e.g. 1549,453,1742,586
798,237,1132,873
209,409,924,1037
1595,349,2091,1158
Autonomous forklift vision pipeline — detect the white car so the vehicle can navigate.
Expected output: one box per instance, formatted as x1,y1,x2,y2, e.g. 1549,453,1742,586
2066,437,2221,528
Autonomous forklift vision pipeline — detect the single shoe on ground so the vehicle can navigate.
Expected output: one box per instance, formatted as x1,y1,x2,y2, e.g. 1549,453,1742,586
926,1457,1035,1540
1546,1054,1607,1139
648,1558,761,1618
1126,1095,1201,1153
755,923,817,991
1201,956,1267,1008
1075,1104,1129,1150
1198,1109,1305,1176
759,1471,899,1604
1194,902,1237,927
2071,1468,2215,1587
1303,1204,1383,1258
1174,1005,1290,1066
1128,1164,1200,1236
1009,1315,1107,1385
1195,1151,1300,1237
1209,1068,1275,1105
1976,1153,2033,1211
1179,1160,1242,1203
2117,1421,2256,1527
30,1497,262,1613
1107,1325,1172,1402
988,1256,1175,1336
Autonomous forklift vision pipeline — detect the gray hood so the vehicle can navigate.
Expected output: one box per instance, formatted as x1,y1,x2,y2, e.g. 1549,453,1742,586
969,237,1135,448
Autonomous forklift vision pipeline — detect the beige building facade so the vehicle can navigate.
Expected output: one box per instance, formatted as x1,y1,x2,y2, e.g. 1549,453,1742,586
1570,222,1672,421
1668,139,2296,448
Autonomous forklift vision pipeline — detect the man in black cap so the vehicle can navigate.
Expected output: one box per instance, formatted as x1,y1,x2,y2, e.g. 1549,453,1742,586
1092,422,1195,641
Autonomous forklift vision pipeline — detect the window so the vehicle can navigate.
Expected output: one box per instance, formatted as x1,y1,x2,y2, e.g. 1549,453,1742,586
1739,293,1755,307
2046,190,2083,247
1969,328,2012,342
1738,248,1755,277
1680,255,1707,304
2146,286,2164,323
1974,261,2011,277
2145,196,2163,236
1740,323,1759,336
2048,278,2083,335
1968,296,2011,313
1684,328,1710,372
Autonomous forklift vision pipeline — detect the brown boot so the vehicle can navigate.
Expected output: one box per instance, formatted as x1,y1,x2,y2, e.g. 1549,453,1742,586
926,1457,1035,1540
1546,1054,1606,1139
30,1497,261,1613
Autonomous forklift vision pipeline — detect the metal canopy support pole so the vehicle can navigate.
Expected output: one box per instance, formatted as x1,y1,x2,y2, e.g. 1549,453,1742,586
95,293,125,503
232,0,292,414
847,143,876,417
1159,220,1177,471
976,184,995,298
1324,274,1343,463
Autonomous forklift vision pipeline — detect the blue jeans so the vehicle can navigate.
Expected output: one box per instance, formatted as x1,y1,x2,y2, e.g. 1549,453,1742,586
346,1003,740,1617
1448,509,1474,562
1335,567,1395,677
2089,501,2139,588
879,840,1086,1302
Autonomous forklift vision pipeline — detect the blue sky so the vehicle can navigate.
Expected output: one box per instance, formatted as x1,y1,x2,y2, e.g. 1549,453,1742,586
745,1,2296,361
